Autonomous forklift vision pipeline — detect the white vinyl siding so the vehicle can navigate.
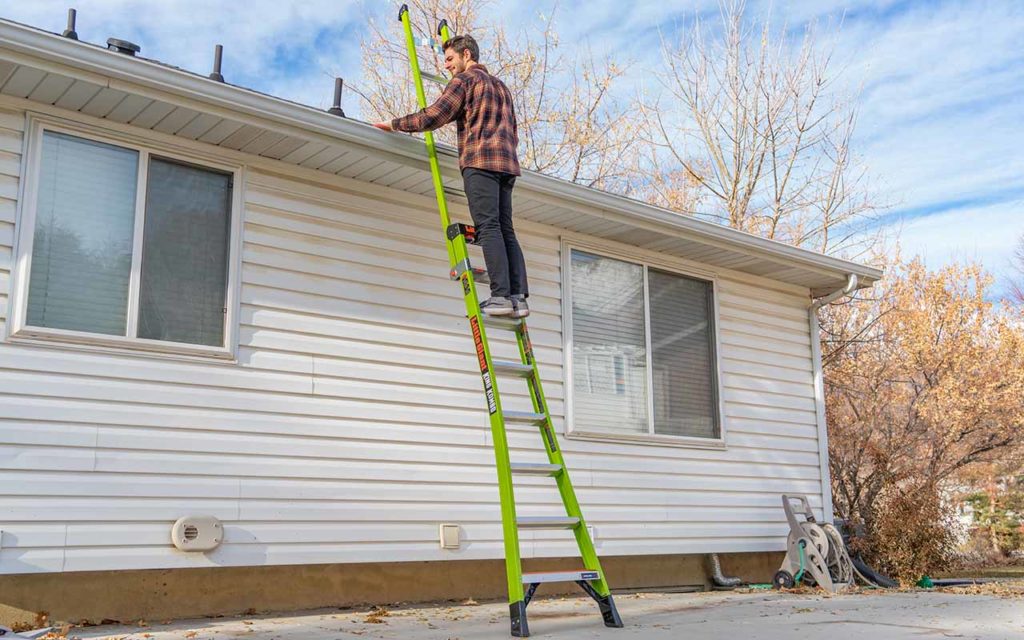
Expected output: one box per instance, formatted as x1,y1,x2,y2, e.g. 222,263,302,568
0,100,825,575
0,107,24,335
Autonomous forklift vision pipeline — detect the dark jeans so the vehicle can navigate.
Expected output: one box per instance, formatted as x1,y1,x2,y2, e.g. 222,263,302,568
462,167,529,299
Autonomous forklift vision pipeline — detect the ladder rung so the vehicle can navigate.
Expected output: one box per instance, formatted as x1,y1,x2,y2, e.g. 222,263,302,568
415,36,443,53
492,360,534,378
517,516,580,530
510,462,562,476
502,411,548,426
482,316,523,332
422,72,448,85
522,570,600,584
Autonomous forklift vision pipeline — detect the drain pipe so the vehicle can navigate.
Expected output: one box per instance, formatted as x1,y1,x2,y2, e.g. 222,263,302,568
708,553,743,589
808,274,858,524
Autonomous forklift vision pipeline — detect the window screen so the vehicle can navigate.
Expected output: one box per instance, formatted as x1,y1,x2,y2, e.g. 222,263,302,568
137,158,232,346
649,268,719,438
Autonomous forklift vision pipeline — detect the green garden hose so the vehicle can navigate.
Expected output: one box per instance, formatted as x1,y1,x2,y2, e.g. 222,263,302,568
794,540,807,584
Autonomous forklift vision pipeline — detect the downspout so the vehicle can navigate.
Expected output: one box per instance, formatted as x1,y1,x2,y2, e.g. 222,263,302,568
707,553,743,589
808,274,858,523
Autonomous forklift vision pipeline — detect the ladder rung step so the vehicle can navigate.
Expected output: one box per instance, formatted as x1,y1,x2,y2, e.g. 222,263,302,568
522,570,601,584
517,516,580,530
492,360,534,378
510,462,562,476
502,411,548,426
482,316,523,332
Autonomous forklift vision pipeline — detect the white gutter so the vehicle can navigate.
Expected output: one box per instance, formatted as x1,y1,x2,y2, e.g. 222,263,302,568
808,273,858,523
0,18,882,292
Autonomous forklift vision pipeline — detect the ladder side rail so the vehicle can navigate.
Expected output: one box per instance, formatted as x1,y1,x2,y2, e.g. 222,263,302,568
398,5,457,269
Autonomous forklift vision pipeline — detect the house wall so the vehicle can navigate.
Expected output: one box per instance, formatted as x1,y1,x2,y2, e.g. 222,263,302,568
0,97,823,577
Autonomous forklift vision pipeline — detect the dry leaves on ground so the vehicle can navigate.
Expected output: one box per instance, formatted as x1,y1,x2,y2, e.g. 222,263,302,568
363,606,390,624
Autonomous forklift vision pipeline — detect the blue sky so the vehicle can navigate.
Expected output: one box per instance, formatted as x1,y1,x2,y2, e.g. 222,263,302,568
4,1,1023,293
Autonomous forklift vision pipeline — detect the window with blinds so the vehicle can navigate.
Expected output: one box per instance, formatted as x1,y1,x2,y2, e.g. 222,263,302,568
570,250,648,435
138,158,232,346
21,129,234,351
27,132,138,335
569,248,721,440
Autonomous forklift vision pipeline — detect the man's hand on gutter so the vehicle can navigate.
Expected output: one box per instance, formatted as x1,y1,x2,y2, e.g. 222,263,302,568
373,122,394,132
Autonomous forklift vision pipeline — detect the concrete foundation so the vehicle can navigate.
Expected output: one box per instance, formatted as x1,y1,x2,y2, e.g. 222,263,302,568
0,552,782,626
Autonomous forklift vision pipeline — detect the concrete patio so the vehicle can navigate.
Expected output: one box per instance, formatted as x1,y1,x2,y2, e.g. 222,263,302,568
55,584,1024,640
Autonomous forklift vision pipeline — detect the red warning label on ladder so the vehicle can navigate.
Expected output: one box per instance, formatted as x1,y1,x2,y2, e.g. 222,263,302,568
470,316,498,414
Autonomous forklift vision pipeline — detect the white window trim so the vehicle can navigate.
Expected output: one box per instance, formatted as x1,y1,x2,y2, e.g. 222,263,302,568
561,237,728,450
6,113,244,361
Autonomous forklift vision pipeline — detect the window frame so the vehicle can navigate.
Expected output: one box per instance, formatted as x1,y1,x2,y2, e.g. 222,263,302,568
561,238,728,449
7,114,244,361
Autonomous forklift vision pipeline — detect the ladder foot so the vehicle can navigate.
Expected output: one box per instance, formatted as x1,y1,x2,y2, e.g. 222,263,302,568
576,581,624,628
509,600,530,637
598,594,624,628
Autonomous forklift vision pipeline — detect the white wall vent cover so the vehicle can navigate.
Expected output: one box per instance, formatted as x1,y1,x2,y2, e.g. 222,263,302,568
439,523,461,549
171,515,222,551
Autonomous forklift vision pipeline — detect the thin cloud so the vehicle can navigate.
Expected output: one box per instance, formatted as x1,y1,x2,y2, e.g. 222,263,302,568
2,0,380,113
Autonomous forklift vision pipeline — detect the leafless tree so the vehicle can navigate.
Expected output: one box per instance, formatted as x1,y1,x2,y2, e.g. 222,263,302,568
637,1,880,256
1009,233,1024,305
352,0,639,190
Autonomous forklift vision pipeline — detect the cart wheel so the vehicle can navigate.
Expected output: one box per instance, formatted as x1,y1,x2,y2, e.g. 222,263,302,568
773,570,796,589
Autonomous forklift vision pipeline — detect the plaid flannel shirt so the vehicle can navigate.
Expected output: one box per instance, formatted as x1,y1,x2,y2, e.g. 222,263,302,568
392,64,521,176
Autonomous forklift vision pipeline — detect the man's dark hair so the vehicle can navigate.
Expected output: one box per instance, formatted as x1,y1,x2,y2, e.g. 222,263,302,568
442,34,479,62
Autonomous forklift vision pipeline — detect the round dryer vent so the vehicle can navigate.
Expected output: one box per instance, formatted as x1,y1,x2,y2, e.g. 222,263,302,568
171,515,222,552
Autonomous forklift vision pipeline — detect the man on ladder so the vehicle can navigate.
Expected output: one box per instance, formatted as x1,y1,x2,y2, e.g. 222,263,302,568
374,34,529,319
378,10,624,635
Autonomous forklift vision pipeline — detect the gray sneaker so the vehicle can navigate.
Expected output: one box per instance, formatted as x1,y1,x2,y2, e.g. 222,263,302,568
480,296,513,316
511,295,530,319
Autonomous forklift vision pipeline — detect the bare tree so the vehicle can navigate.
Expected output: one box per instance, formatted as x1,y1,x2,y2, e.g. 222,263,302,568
638,1,879,256
822,257,1024,579
353,0,639,190
1009,233,1024,305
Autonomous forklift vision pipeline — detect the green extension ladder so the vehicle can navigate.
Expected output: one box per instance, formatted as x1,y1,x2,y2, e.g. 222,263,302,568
396,5,623,637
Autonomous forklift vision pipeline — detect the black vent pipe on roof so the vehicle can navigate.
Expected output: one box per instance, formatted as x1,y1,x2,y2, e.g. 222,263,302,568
328,77,346,117
107,37,141,56
62,8,78,40
209,44,225,82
